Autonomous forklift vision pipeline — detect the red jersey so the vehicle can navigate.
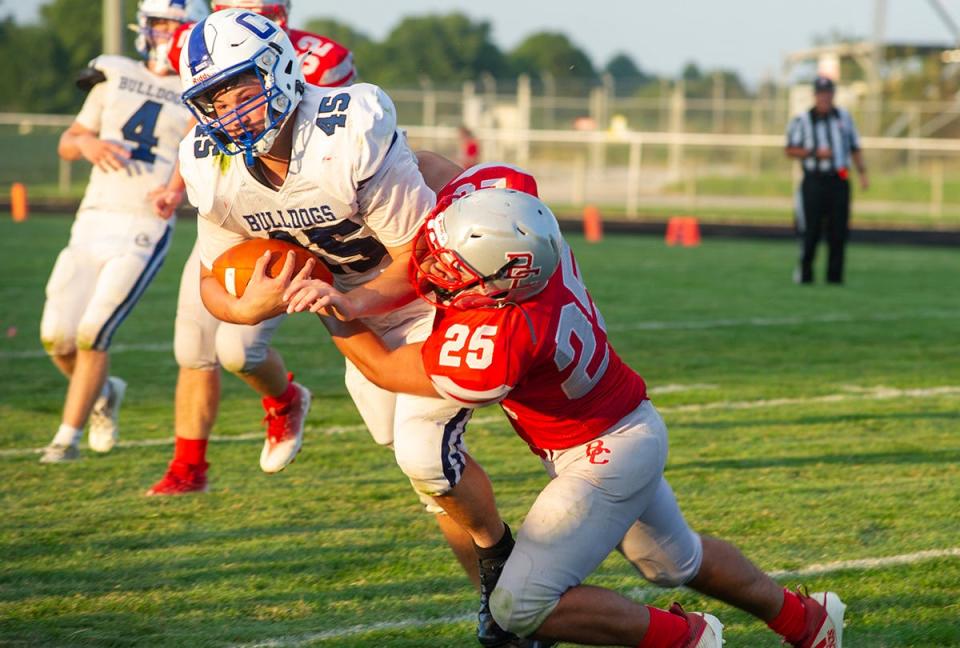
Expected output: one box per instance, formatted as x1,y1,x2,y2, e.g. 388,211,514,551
421,244,648,452
437,163,540,202
168,24,356,87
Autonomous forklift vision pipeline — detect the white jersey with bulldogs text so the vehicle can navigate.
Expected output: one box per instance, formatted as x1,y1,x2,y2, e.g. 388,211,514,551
75,55,192,221
181,83,435,292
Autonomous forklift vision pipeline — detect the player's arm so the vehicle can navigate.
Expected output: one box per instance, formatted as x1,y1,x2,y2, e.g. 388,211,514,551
58,121,131,171
320,317,438,397
785,145,811,160
148,121,196,219
281,240,415,321
417,150,464,193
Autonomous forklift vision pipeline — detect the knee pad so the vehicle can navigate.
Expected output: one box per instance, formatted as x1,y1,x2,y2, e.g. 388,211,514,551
215,323,270,374
40,248,87,356
418,490,445,515
627,531,703,588
77,246,167,351
174,309,219,370
393,405,470,498
40,304,76,357
490,581,558,639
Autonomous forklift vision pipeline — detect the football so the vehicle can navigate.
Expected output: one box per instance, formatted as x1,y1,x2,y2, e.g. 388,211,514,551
212,238,333,298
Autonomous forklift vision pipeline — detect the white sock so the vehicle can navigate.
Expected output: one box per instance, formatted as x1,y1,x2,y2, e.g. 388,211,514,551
52,424,82,447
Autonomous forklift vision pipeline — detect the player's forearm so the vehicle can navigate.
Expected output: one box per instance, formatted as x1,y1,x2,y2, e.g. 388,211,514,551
345,252,417,317
785,146,810,160
199,275,257,325
321,317,436,396
852,151,867,174
166,160,187,193
58,131,92,161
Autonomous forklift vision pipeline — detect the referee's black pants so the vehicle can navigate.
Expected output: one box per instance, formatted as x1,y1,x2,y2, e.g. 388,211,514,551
795,173,850,284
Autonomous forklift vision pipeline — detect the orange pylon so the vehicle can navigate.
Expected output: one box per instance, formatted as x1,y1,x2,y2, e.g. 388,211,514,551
583,205,603,243
665,216,701,247
11,183,28,222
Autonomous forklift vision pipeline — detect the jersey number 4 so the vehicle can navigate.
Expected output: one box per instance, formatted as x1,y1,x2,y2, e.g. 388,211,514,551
122,100,162,164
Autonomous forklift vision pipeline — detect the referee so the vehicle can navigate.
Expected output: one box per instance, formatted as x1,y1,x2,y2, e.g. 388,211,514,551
785,76,869,284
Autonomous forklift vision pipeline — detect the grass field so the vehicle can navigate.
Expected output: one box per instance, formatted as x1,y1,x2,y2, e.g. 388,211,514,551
1,215,958,647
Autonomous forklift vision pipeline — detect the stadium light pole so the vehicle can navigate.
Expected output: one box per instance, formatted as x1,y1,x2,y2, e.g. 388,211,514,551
103,0,125,55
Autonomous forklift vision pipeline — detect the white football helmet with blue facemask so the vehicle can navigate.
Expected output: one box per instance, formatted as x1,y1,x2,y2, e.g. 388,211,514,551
132,0,208,72
180,9,305,166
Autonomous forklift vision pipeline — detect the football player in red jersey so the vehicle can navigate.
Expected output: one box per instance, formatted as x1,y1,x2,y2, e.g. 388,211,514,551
283,165,846,648
165,0,356,86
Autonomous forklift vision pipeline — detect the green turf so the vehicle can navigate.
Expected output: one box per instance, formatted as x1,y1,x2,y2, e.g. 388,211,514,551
1,216,958,647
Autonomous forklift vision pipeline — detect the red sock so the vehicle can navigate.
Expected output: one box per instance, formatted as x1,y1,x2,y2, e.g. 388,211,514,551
173,436,208,468
263,373,296,408
638,606,689,648
767,588,807,644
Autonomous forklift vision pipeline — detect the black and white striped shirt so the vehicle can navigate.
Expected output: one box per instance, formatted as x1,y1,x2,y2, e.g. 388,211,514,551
786,107,861,174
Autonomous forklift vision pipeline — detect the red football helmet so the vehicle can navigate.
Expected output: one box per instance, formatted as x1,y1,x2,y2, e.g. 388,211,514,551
211,0,290,29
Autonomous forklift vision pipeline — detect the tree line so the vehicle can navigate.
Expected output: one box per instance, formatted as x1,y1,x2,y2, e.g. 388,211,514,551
0,0,750,114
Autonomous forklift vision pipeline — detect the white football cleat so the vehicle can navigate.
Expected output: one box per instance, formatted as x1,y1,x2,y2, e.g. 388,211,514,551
259,379,310,473
669,603,724,647
39,443,80,464
792,591,845,648
88,376,127,453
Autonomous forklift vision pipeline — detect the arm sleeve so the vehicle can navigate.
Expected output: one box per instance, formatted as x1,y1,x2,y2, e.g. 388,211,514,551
358,138,435,248
74,60,107,132
422,311,534,408
786,115,805,148
196,216,246,269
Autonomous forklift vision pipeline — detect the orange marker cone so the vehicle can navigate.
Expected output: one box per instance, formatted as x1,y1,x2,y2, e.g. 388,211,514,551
583,205,603,243
11,183,28,222
665,216,701,247
681,217,701,247
665,217,682,245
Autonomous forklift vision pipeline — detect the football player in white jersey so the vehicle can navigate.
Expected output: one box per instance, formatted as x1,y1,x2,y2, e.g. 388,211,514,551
145,0,361,498
176,11,532,646
38,0,206,464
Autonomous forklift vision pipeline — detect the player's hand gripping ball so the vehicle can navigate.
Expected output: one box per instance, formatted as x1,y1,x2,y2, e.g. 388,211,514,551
212,239,332,297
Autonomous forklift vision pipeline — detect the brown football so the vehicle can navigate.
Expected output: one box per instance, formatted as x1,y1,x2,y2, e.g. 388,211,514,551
212,238,333,298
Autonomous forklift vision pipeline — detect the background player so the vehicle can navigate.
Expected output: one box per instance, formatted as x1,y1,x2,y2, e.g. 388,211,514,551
146,0,358,495
173,12,533,645
286,169,846,648
38,0,206,464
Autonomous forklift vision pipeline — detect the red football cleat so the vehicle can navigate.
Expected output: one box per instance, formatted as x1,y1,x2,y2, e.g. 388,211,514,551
145,461,209,496
259,374,310,474
790,591,845,648
668,603,724,648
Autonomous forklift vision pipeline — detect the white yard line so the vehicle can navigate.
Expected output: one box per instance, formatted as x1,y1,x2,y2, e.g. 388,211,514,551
658,385,960,414
606,308,960,332
0,416,504,458
3,385,957,458
232,548,960,647
3,309,957,361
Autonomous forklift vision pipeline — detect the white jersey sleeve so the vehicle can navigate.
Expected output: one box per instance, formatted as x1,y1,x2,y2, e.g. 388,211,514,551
75,64,107,132
196,215,246,268
348,85,433,248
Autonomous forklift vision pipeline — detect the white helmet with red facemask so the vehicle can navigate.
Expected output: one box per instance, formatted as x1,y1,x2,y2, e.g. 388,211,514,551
411,188,563,309
211,0,291,29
